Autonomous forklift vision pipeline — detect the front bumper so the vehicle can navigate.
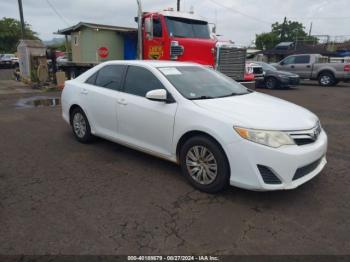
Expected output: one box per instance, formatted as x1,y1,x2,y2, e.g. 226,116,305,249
224,129,328,191
280,76,300,86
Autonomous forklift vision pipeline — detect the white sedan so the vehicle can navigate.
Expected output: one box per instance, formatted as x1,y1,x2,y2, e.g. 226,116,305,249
61,61,327,193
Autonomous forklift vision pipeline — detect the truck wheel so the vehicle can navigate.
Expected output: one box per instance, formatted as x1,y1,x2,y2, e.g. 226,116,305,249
180,136,230,193
265,77,278,89
318,72,335,87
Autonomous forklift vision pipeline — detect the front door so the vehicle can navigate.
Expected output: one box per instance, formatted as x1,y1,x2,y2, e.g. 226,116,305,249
143,15,167,60
116,65,177,157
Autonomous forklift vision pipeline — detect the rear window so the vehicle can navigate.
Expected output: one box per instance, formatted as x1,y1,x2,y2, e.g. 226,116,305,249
93,65,126,91
295,55,310,64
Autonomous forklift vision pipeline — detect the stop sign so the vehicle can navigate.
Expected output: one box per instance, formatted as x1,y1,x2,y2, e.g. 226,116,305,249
98,47,109,58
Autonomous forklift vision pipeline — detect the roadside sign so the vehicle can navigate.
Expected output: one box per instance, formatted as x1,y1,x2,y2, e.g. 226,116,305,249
98,47,109,58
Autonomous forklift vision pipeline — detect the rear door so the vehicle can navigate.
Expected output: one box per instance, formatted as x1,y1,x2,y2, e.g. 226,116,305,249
293,55,312,78
82,65,126,138
116,65,177,156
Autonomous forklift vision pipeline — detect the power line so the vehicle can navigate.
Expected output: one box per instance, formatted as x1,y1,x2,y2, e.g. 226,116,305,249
45,0,70,26
206,0,272,25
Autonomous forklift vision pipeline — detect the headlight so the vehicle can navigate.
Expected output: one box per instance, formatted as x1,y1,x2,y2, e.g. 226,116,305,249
234,127,295,148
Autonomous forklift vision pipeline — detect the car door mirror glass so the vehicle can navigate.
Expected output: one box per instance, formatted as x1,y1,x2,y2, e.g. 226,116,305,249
146,89,167,102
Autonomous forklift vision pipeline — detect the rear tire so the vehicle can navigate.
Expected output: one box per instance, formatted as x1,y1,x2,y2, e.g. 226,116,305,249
265,77,278,89
179,136,230,193
70,108,93,143
318,72,335,87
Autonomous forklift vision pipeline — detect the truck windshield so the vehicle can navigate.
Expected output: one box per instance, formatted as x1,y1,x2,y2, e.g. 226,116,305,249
165,17,210,39
158,66,250,100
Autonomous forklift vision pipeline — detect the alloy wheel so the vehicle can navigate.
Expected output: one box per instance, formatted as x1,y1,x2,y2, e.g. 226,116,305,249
185,145,218,185
73,112,87,138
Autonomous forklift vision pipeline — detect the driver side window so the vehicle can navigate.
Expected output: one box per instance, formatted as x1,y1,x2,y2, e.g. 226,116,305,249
153,17,162,37
282,56,295,65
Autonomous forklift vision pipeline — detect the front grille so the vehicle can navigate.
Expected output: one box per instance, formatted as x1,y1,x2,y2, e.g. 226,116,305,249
217,47,246,81
253,67,263,75
293,157,323,181
257,165,282,184
288,124,321,146
289,77,300,85
170,45,184,57
293,138,315,146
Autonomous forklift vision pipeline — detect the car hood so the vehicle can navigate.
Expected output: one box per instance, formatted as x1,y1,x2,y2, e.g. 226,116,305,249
193,92,318,130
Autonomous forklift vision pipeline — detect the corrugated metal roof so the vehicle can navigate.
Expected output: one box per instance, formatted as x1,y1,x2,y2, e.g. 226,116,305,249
17,40,46,48
56,22,137,35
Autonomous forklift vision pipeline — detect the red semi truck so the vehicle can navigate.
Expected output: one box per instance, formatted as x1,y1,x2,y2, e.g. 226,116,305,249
57,3,253,86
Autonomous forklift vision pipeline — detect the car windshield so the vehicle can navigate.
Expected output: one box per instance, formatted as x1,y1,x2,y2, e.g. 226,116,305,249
259,62,277,71
165,17,210,39
158,66,250,100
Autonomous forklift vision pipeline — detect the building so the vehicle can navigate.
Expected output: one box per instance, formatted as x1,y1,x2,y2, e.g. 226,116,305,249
56,22,138,63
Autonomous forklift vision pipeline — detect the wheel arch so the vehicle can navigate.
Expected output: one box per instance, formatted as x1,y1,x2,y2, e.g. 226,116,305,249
175,130,229,165
317,69,335,80
69,104,84,125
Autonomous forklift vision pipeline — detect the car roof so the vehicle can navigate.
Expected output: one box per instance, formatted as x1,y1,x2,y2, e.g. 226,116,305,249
100,60,200,68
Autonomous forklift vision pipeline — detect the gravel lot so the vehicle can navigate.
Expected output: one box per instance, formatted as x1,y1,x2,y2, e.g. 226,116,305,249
0,72,349,255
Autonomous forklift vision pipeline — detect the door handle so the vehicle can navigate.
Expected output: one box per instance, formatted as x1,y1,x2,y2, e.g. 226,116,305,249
291,65,295,69
306,65,311,68
117,99,127,106
81,88,88,95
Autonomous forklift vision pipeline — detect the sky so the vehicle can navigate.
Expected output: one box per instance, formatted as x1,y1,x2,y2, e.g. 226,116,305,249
1,0,350,46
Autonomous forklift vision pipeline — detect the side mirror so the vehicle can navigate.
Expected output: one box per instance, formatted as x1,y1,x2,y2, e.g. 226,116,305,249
144,17,153,39
280,61,285,66
146,89,168,102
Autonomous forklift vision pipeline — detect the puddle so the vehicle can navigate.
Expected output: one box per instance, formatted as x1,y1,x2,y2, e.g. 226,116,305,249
16,96,60,108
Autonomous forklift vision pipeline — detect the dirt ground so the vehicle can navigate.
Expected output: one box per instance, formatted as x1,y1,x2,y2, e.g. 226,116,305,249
0,72,349,255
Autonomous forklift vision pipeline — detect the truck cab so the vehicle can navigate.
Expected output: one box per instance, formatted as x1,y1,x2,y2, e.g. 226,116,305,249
142,11,215,66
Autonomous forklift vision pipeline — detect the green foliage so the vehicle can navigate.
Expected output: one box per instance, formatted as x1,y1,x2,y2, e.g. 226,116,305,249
0,17,39,53
47,40,70,52
255,17,318,50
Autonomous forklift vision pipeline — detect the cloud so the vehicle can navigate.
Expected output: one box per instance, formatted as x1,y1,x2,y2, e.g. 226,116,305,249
1,0,349,45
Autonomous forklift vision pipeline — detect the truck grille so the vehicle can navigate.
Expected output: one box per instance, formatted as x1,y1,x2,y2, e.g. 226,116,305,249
253,67,263,75
216,47,246,81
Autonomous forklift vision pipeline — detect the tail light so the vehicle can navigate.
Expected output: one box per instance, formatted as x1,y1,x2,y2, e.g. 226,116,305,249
344,64,350,72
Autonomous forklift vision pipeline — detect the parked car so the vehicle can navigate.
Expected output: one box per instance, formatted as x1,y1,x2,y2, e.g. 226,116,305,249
0,54,18,68
254,61,300,89
246,62,264,87
274,54,350,86
62,61,327,193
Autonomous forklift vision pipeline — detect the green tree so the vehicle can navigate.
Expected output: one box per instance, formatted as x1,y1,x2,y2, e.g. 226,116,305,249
255,17,317,50
0,17,39,53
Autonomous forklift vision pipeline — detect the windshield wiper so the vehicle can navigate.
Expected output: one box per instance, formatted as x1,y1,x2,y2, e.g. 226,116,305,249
217,92,248,98
189,95,214,100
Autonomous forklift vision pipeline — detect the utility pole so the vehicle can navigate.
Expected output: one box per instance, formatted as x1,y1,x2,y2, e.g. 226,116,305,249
308,22,313,36
177,0,180,11
17,0,26,39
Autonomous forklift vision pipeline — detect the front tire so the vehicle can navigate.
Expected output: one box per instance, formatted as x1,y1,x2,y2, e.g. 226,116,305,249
71,108,93,143
265,77,279,89
180,136,230,193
